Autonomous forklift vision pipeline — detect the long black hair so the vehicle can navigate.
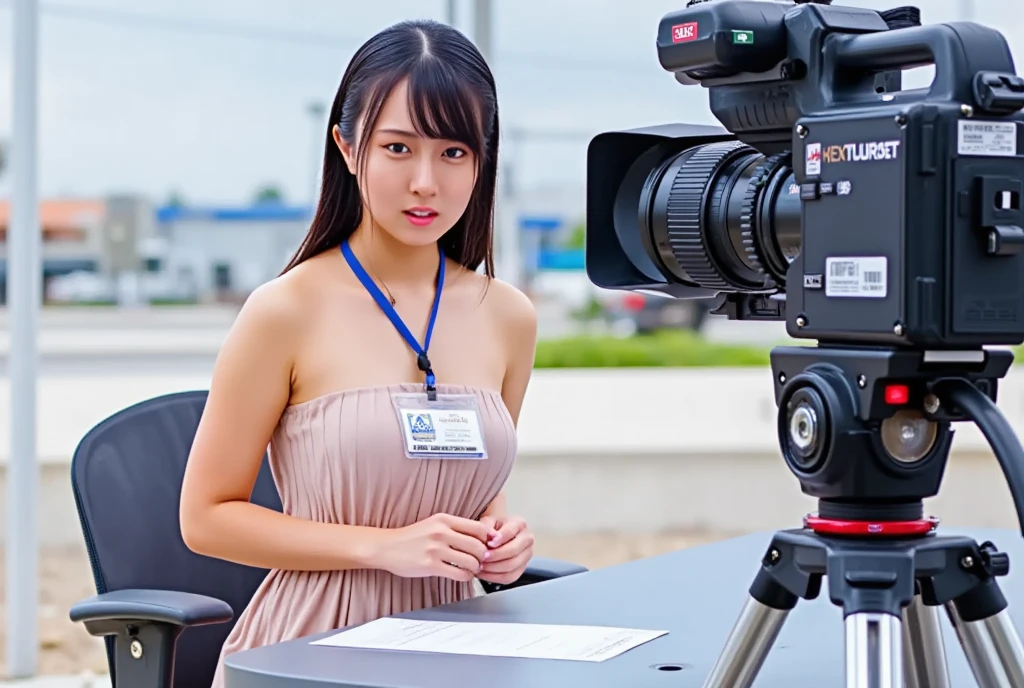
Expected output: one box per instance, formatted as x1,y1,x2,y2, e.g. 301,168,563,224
281,19,499,275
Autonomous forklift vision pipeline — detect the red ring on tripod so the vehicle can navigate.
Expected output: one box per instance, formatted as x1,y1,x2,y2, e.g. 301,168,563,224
803,514,939,536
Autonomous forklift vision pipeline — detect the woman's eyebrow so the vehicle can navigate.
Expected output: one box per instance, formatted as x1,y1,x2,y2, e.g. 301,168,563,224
377,128,419,137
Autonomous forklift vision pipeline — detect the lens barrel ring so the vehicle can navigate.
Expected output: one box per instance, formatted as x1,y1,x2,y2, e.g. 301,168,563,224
739,153,788,284
663,140,750,289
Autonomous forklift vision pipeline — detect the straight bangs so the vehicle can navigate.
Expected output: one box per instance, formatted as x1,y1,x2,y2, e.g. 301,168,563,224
405,57,489,162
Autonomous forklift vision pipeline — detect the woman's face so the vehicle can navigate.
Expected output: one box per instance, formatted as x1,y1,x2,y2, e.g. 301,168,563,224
336,78,478,248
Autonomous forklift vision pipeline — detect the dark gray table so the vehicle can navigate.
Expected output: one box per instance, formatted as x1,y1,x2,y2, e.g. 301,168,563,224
224,528,1024,687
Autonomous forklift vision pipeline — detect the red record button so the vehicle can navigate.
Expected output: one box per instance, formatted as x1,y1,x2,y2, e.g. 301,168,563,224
884,384,910,405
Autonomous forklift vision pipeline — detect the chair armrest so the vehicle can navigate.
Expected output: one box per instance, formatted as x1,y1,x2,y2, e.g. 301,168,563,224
70,589,233,688
522,556,589,582
70,588,233,629
480,556,589,594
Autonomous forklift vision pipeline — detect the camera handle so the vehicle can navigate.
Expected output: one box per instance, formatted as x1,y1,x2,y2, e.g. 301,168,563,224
825,21,1016,107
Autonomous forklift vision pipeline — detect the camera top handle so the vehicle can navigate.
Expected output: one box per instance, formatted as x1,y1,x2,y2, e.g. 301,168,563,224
825,20,1024,115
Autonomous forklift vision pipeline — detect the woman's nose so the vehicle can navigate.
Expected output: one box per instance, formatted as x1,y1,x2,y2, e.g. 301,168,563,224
410,159,439,196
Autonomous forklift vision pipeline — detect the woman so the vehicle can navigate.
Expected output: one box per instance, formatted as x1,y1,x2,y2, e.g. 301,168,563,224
179,18,537,686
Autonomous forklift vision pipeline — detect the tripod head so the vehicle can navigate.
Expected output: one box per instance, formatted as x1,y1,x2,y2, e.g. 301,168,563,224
772,344,1024,534
702,344,1024,688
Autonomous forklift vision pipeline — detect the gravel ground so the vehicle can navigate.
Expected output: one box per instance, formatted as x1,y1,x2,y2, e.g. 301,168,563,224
0,530,738,678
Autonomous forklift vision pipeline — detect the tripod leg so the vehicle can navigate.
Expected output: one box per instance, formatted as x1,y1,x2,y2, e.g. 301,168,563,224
980,608,1024,686
945,601,1012,688
702,567,797,688
902,594,951,688
947,576,1024,687
845,612,902,688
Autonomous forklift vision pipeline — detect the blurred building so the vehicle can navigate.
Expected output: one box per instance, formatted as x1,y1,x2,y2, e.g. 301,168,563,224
0,185,587,305
153,203,308,303
0,196,160,304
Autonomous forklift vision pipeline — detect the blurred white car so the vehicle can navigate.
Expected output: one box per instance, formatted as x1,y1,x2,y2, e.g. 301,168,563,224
46,271,116,303
46,270,197,304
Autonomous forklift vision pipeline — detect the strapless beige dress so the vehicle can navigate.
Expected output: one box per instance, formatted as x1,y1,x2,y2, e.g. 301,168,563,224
209,382,517,688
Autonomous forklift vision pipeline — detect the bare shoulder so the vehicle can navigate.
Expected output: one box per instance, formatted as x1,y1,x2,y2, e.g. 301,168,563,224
477,277,538,356
222,257,340,368
230,268,307,342
479,276,537,332
447,266,537,338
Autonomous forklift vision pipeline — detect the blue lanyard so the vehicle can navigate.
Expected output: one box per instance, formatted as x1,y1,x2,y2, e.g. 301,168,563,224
341,239,445,400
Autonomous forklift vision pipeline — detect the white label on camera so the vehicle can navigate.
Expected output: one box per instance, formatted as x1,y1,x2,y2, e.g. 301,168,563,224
825,257,887,298
805,142,821,175
957,120,1018,157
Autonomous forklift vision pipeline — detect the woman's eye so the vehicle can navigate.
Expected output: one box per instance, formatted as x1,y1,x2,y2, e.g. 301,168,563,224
385,143,409,154
444,147,466,159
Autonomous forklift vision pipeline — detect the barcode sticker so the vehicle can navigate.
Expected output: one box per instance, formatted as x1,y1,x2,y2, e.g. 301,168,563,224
958,120,1018,157
825,257,887,298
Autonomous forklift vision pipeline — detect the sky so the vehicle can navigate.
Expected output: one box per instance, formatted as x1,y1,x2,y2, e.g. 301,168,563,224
0,0,1018,207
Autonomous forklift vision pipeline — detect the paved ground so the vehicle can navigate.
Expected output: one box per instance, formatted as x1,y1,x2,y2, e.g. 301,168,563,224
0,529,739,682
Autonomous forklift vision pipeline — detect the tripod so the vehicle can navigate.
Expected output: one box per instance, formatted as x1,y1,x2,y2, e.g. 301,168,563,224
702,346,1024,688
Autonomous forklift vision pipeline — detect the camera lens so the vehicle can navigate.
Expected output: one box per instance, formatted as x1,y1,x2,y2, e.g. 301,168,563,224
638,141,800,293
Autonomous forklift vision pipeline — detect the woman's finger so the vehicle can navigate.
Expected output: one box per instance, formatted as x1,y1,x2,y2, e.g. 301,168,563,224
487,529,534,562
441,548,483,574
489,517,526,548
481,549,532,575
478,515,499,539
438,561,477,582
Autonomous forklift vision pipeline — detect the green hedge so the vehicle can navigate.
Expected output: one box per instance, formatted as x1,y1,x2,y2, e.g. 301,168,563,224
534,331,775,368
533,332,1024,368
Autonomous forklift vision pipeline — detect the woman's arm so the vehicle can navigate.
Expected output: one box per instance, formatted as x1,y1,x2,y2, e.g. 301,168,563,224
179,281,385,572
481,492,507,520
499,284,539,427
480,284,539,522
474,285,539,579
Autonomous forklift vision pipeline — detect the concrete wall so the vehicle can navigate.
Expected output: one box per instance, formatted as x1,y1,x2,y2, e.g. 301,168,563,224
3,367,1022,546
164,220,305,296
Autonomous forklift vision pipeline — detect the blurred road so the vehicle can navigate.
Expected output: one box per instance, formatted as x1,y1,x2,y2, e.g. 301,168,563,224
0,304,791,377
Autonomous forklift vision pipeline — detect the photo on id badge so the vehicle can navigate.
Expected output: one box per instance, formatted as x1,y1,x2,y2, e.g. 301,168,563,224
393,392,488,460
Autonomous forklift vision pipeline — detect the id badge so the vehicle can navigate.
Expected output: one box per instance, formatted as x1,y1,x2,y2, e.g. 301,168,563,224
392,393,489,460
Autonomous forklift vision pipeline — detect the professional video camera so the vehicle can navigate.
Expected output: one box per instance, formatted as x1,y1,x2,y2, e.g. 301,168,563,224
585,0,1024,685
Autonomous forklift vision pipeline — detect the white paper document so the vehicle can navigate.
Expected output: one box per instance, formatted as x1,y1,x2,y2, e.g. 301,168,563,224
311,618,668,662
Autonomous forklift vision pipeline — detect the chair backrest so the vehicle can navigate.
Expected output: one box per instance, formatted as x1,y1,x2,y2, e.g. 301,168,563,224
71,390,283,688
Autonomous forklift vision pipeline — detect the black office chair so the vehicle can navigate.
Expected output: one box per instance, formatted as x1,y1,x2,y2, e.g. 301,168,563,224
68,390,588,688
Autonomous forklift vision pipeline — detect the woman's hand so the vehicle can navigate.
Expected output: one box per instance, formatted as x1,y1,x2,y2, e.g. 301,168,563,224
476,515,534,586
378,513,493,582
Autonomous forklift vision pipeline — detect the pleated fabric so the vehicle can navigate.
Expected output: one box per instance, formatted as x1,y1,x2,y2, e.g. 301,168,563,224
209,383,517,687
